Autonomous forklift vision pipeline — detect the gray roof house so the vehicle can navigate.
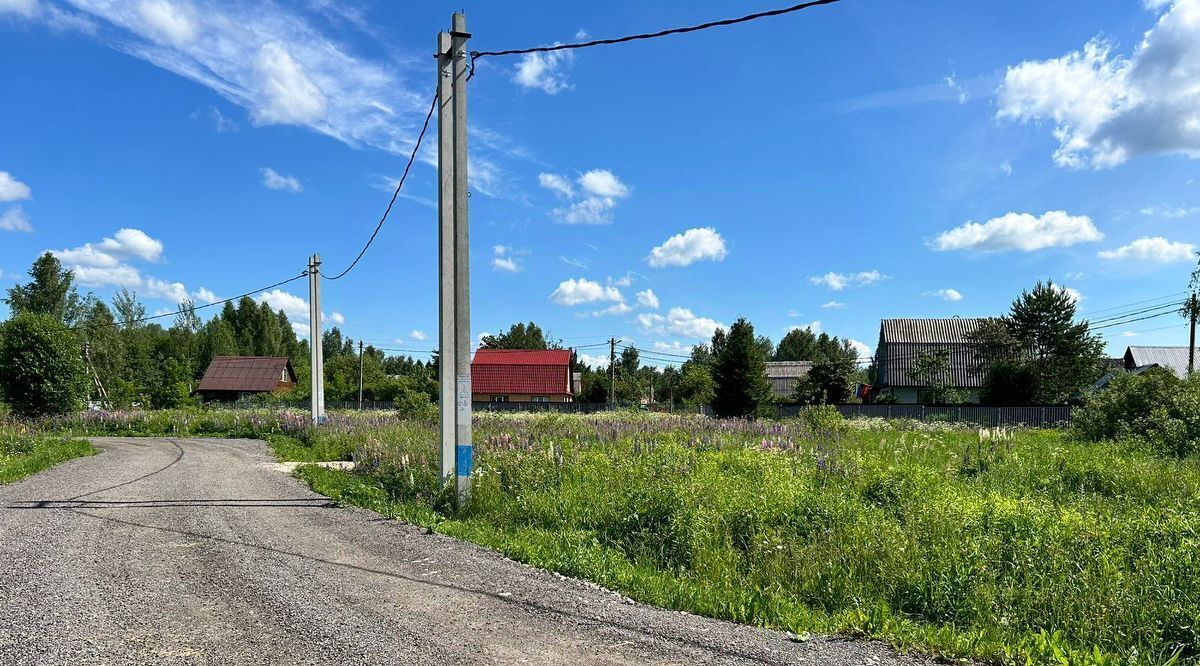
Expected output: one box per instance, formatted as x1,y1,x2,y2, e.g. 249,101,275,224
875,318,986,404
764,361,812,398
1124,346,1199,379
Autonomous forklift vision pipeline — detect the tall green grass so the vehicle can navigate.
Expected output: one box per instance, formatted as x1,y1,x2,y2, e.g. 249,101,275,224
0,421,96,483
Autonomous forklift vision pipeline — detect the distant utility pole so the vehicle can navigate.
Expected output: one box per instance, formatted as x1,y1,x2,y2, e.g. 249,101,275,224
437,12,472,503
308,254,325,424
1189,292,1198,376
357,340,365,410
608,337,620,408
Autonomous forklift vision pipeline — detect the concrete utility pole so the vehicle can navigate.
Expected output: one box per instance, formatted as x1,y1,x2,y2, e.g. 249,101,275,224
308,254,325,424
1190,292,1198,376
438,12,473,503
358,340,365,410
608,338,620,408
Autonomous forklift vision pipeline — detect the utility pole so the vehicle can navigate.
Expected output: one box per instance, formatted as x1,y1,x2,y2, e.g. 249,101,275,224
438,12,473,503
1189,292,1198,376
308,254,325,424
357,340,364,410
608,337,620,408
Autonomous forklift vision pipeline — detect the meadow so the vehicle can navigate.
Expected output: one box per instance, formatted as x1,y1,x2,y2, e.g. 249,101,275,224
12,407,1200,665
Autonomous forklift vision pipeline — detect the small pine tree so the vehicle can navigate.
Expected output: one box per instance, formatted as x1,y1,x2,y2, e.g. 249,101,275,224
711,318,770,418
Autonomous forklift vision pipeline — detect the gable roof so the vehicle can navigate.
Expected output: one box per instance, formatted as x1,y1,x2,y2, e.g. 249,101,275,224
877,319,986,389
471,348,572,396
1125,346,1198,379
198,356,293,392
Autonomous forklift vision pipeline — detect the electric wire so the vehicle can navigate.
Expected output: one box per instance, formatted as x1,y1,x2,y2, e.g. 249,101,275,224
469,0,842,65
320,91,437,281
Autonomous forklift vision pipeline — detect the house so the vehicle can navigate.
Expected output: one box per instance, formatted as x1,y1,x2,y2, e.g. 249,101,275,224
471,348,575,403
874,318,986,404
197,356,296,402
1124,346,1199,379
764,361,812,399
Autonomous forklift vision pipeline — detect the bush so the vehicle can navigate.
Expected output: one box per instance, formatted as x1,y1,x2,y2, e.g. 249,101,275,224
1073,367,1200,456
0,313,88,417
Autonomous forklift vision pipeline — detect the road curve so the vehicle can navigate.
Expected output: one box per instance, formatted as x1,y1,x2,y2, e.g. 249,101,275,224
0,437,936,665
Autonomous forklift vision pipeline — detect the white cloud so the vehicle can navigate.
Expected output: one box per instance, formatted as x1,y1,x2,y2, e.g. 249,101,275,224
924,288,964,302
513,47,573,94
410,329,428,341
809,270,888,291
1097,236,1197,263
577,352,609,369
257,288,308,321
191,105,239,132
846,339,872,361
1141,204,1200,218
1000,160,1013,177
0,206,32,232
546,169,631,225
593,302,633,317
647,227,728,268
945,73,968,103
559,256,588,269
653,341,690,355
549,278,623,306
790,321,823,334
194,287,218,303
930,211,1103,252
328,311,345,325
146,278,190,303
52,228,168,287
637,307,725,340
0,0,37,18
1054,284,1084,304
138,0,196,45
17,1,434,159
537,172,574,198
821,301,846,309
636,288,660,309
99,228,164,262
0,171,31,201
491,245,522,273
73,264,142,287
261,167,302,193
997,1,1200,168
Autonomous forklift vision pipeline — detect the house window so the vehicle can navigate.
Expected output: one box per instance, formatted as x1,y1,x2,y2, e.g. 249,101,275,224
531,396,549,403
490,395,509,403
281,368,288,382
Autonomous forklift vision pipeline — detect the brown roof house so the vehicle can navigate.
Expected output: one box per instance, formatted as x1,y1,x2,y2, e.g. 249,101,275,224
197,356,296,402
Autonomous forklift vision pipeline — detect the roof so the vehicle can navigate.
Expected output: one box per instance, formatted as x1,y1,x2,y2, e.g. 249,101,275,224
764,361,813,398
198,356,293,392
877,319,986,389
880,318,987,344
1125,346,1199,379
471,348,572,396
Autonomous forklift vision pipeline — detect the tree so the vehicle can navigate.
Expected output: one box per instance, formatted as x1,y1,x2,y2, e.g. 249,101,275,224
112,287,146,330
908,349,963,404
479,321,551,350
794,350,856,405
0,313,88,416
711,318,770,418
4,252,84,325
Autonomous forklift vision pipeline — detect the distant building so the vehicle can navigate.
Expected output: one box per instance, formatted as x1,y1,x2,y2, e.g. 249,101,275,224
471,349,575,403
764,361,812,399
197,356,296,402
1124,346,1199,379
874,318,986,404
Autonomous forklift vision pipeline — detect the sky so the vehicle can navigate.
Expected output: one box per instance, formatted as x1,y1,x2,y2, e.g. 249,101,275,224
2,0,1199,368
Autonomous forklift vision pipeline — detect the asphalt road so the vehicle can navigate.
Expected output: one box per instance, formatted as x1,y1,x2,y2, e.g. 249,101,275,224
0,437,939,665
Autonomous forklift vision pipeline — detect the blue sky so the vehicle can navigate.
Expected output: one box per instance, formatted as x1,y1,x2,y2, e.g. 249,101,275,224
2,0,1199,367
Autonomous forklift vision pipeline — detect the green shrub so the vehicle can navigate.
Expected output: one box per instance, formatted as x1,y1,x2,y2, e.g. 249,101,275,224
1074,368,1200,457
0,314,88,417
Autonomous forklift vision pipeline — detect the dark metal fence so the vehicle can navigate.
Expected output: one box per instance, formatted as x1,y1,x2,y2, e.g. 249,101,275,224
779,403,1073,427
472,402,712,415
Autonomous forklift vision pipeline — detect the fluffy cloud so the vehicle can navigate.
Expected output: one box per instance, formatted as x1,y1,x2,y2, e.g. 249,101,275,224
636,307,725,340
545,169,631,225
138,0,196,45
99,228,164,262
328,311,345,325
930,211,1103,252
821,301,846,309
997,1,1200,168
492,245,521,273
925,288,964,301
0,171,31,201
410,329,428,341
513,47,573,94
261,167,302,193
549,278,623,306
790,321,823,334
1054,284,1084,304
257,289,308,321
647,227,728,268
846,339,872,361
636,288,660,309
51,228,169,287
1097,236,1197,263
0,206,32,232
809,270,888,291
577,352,609,369
653,341,690,355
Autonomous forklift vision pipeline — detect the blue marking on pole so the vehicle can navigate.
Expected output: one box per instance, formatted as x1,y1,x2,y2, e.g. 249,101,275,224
456,444,473,476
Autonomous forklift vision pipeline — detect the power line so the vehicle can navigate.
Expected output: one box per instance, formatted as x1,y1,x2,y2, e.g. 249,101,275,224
320,91,437,281
470,0,841,65
1085,300,1186,326
1083,291,1189,316
75,270,310,331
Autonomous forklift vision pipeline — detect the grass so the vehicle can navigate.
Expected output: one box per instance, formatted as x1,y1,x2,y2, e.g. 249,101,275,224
0,422,96,484
29,407,1200,664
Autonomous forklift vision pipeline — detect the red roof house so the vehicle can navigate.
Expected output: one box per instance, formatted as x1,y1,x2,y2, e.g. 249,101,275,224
471,349,574,403
197,356,296,402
